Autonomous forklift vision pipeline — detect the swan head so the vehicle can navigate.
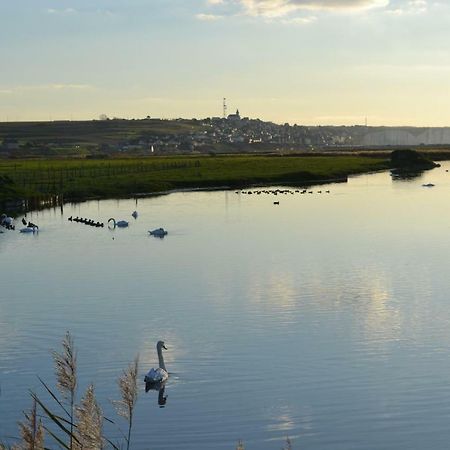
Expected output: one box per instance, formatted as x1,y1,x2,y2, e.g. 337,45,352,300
157,340,167,351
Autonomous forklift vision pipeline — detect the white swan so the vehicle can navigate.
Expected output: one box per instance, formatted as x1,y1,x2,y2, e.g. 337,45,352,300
108,218,129,228
0,214,14,227
144,341,169,383
149,228,168,237
20,226,38,233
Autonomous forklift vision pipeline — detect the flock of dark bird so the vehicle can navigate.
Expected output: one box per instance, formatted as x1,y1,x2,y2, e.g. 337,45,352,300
68,216,104,227
236,188,331,195
235,188,331,204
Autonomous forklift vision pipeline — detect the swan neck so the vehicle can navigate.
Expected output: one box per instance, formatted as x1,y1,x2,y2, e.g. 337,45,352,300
157,346,166,371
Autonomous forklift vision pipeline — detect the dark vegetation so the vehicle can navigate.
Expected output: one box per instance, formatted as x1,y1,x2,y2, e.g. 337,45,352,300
390,148,440,173
0,155,391,209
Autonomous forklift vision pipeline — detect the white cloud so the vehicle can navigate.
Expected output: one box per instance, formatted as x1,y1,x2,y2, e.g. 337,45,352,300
196,13,223,20
46,7,77,15
202,0,432,22
228,0,389,18
281,15,318,23
0,84,94,95
386,0,427,14
46,7,115,17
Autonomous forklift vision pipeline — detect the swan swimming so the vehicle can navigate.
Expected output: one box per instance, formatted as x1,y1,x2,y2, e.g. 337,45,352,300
149,228,168,237
144,341,169,384
108,218,129,228
20,226,38,233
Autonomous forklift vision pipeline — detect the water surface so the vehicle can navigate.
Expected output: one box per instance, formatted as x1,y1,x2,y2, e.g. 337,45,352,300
2,164,450,449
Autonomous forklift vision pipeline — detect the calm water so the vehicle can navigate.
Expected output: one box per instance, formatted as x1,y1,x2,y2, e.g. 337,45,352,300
2,163,450,449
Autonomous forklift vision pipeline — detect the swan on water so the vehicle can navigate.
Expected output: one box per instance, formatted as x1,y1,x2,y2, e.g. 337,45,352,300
108,218,129,228
20,226,38,233
144,341,169,384
148,228,168,237
0,214,14,228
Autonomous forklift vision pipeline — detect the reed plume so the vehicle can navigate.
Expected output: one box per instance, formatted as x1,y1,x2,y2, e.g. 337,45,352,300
114,356,139,450
283,437,293,450
52,331,77,449
74,384,104,450
13,399,44,450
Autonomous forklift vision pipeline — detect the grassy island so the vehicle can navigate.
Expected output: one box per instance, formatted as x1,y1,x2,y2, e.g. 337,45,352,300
0,154,390,209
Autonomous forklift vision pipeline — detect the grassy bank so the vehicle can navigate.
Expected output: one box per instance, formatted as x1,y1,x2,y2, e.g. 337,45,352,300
0,154,390,208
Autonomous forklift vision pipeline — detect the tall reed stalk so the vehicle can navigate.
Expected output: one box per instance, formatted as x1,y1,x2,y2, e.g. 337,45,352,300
74,384,103,450
52,331,77,449
13,399,44,450
114,356,139,450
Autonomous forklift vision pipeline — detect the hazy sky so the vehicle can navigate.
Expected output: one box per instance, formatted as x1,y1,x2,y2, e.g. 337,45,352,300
0,0,448,125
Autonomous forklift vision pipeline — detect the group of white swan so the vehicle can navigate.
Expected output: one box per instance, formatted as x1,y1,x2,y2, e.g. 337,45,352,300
2,210,168,237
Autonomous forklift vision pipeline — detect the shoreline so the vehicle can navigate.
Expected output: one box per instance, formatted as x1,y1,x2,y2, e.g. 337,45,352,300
0,154,393,212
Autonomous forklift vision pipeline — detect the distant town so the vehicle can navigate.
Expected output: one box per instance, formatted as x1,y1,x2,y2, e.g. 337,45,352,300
1,111,450,157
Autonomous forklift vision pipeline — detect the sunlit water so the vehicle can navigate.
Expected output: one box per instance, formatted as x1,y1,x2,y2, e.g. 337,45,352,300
2,163,450,449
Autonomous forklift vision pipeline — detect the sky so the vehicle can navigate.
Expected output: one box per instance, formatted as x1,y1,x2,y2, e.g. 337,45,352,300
0,0,449,126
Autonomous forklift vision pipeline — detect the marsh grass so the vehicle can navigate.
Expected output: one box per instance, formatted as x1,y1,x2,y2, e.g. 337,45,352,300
52,331,77,449
113,356,139,450
0,155,389,204
74,385,104,450
12,399,44,450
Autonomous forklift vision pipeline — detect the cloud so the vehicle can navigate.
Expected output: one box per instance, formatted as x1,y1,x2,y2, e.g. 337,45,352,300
281,15,318,23
202,0,432,23
46,7,115,17
386,0,427,14
47,7,77,15
222,0,389,18
0,84,94,95
196,13,223,20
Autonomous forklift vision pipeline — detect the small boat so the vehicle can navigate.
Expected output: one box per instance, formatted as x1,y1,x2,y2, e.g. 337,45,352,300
422,183,435,187
149,228,168,237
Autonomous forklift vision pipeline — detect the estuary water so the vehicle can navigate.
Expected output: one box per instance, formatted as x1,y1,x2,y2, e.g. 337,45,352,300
2,163,450,449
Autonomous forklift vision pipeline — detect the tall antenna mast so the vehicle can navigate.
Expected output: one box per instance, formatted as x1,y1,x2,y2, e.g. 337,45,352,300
223,98,227,119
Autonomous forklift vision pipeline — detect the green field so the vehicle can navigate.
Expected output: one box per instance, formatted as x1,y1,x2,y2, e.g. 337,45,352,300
0,155,390,208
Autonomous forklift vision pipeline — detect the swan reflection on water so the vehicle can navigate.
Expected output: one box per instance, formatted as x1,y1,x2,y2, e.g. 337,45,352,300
144,340,170,407
145,380,168,407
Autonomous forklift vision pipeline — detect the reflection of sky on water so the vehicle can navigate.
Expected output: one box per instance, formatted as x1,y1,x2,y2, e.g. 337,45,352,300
3,163,450,448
